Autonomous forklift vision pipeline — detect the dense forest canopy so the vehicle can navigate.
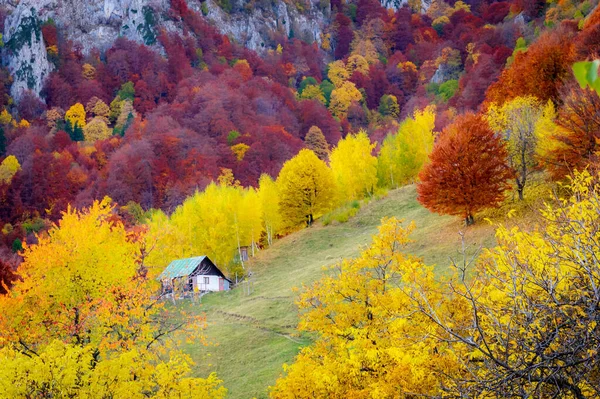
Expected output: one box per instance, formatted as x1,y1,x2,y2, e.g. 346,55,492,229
0,0,596,284
1,0,600,396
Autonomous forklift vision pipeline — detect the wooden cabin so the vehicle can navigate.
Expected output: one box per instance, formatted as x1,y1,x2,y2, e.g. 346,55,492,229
159,256,231,295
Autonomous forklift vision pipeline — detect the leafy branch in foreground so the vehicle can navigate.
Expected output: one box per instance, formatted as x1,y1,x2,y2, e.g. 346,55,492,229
272,170,600,398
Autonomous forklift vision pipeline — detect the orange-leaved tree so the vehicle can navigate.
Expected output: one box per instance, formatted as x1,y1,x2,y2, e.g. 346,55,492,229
485,30,575,106
543,83,600,180
417,113,513,225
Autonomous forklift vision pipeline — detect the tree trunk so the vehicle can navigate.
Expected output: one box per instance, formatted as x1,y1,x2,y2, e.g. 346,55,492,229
465,214,475,226
517,187,524,201
516,176,525,201
266,225,272,246
235,214,244,270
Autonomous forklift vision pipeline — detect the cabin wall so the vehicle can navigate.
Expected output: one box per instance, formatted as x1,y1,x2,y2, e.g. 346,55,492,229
194,275,222,292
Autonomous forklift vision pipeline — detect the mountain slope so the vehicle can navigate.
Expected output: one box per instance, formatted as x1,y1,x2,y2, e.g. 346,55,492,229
183,184,498,398
2,0,330,99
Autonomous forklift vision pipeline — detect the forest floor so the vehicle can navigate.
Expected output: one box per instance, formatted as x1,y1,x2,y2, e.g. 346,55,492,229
179,184,530,398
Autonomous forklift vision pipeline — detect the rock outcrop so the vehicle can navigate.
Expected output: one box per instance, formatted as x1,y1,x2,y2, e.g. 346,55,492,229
1,0,330,99
379,0,406,10
204,0,328,51
3,1,53,100
379,0,431,11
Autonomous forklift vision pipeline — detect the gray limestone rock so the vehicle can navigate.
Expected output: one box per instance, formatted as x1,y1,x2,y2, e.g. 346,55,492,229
0,0,330,99
3,0,53,100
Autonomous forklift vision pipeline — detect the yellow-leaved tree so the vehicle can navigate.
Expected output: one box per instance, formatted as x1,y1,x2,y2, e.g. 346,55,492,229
0,198,226,398
91,99,111,120
145,180,263,274
83,117,112,142
327,60,349,88
235,186,263,261
65,102,86,128
270,218,454,398
486,96,544,200
0,155,21,184
377,107,436,188
533,100,569,170
329,81,362,119
231,143,250,161
82,63,96,80
0,109,12,125
299,84,326,104
258,174,283,246
329,130,378,201
346,54,370,76
277,149,336,228
272,170,600,398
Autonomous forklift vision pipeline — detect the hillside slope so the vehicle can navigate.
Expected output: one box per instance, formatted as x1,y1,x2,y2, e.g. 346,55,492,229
184,185,498,398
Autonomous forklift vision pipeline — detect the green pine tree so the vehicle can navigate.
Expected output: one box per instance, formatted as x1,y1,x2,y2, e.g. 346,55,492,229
66,121,84,142
0,126,6,156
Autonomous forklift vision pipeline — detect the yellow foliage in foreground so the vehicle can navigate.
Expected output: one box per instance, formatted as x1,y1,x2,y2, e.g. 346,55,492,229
0,198,226,398
272,170,600,398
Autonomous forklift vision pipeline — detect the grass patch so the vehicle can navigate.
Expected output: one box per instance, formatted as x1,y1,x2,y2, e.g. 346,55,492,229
321,199,361,225
180,185,504,398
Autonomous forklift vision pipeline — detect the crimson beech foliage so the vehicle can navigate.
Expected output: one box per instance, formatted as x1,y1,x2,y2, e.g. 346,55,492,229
334,12,353,59
2,0,600,265
417,113,513,225
485,29,576,106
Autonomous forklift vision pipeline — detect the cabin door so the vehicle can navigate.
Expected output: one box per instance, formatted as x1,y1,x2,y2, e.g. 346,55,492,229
219,278,224,291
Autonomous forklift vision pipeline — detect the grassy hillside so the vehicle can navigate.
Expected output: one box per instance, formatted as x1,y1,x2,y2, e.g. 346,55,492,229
183,185,498,398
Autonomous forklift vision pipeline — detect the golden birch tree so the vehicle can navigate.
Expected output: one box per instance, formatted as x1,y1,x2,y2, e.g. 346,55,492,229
329,131,378,201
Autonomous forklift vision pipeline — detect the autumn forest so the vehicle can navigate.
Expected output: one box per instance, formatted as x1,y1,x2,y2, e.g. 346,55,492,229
1,0,600,397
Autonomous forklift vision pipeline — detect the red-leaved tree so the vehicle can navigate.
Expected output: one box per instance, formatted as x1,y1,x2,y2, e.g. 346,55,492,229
544,84,600,180
485,29,575,106
417,113,513,225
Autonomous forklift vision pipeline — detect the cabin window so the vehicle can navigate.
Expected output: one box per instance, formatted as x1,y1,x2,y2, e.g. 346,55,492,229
204,277,210,284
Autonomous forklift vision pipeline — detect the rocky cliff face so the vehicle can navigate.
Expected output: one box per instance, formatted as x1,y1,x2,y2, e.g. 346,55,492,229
379,0,431,11
2,2,53,100
1,0,331,99
204,0,328,51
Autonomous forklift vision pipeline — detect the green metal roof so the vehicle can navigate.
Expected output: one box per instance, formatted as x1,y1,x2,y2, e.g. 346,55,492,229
159,256,207,279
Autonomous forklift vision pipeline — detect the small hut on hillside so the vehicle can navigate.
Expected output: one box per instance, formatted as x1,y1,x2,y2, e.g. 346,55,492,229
159,256,231,296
